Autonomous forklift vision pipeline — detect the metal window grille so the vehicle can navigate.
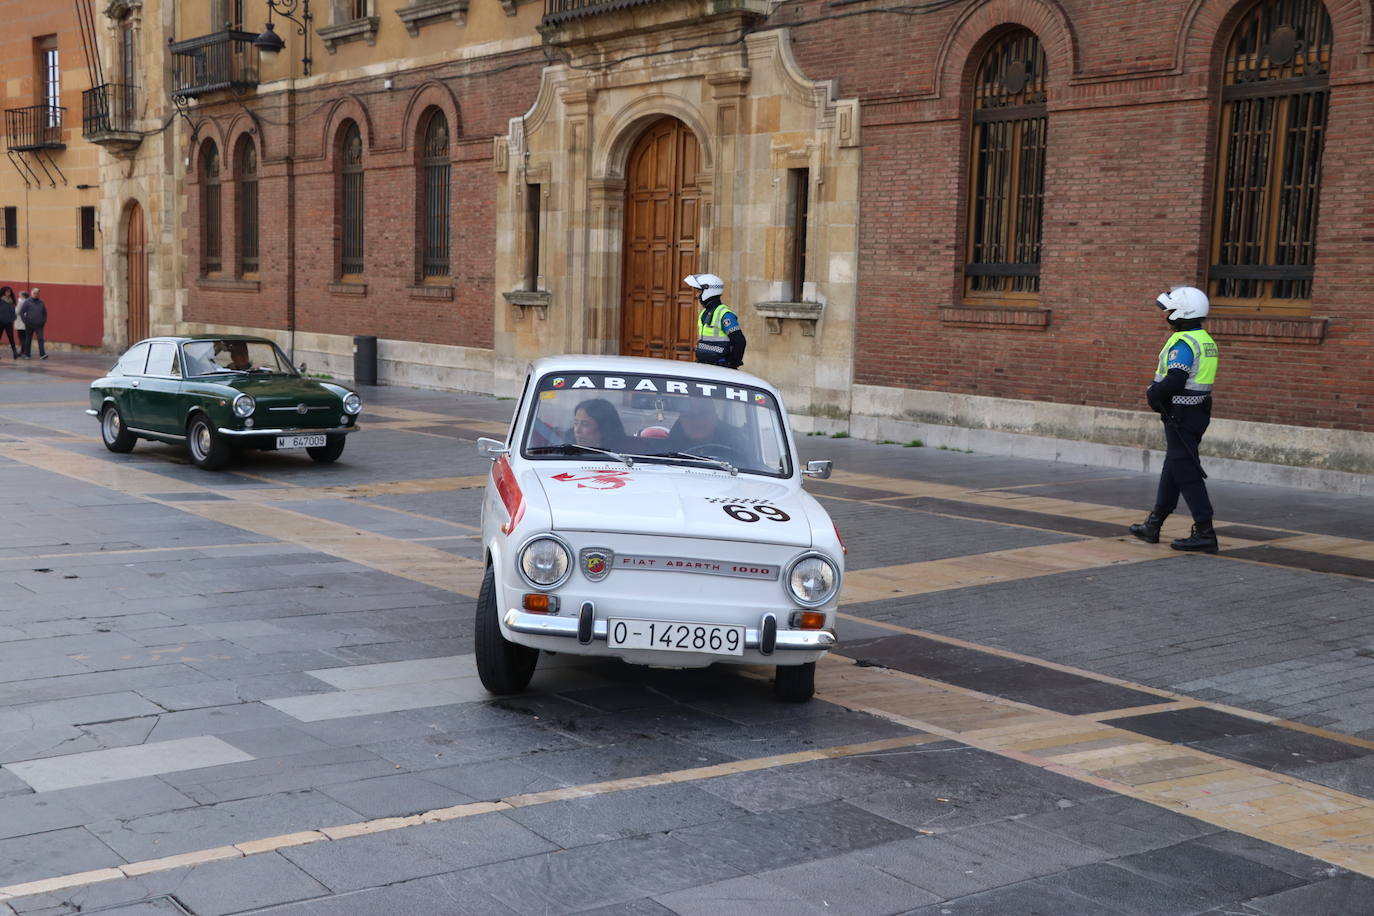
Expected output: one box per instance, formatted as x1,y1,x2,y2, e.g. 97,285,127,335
349,0,369,20
79,206,96,249
203,144,222,274
1210,0,1331,309
239,143,259,274
965,29,1046,300
421,112,450,278
340,123,364,276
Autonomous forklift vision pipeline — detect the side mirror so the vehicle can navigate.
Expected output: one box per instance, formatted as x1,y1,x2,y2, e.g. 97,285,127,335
802,460,832,480
477,437,510,460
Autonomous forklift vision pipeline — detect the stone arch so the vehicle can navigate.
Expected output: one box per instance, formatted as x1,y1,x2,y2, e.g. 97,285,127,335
933,0,1079,104
402,80,462,151
1179,0,1369,77
319,95,375,162
596,96,715,182
222,112,264,162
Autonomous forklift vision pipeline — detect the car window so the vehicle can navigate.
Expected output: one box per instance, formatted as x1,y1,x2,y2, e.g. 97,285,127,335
522,371,793,478
113,343,151,377
145,341,180,378
182,340,294,376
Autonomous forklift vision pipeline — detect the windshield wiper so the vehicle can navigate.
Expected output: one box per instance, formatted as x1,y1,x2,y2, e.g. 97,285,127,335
624,450,738,476
527,443,634,467
196,368,248,376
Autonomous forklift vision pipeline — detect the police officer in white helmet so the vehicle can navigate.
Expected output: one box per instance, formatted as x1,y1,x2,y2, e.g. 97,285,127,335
684,273,746,369
1129,286,1221,553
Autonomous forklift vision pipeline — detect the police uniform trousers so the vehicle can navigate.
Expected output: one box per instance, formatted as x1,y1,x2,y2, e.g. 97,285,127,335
1156,400,1213,523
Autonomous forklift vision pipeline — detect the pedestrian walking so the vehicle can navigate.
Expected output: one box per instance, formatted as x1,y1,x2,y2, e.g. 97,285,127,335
0,286,17,358
1129,286,1220,553
684,273,746,369
18,287,47,359
14,291,29,357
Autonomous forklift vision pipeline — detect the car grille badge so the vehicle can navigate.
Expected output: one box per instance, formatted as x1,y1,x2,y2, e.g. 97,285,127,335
580,548,613,581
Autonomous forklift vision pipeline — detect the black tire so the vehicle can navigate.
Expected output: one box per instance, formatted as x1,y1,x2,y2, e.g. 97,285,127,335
307,434,347,463
774,661,816,702
474,564,538,695
186,413,230,470
100,405,137,453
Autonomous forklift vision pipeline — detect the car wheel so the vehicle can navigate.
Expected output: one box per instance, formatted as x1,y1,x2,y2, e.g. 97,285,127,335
475,564,538,695
186,413,230,470
100,405,137,453
774,661,816,703
306,434,347,463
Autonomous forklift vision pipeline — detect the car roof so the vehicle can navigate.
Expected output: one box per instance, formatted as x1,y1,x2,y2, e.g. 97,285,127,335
526,355,781,395
128,335,278,346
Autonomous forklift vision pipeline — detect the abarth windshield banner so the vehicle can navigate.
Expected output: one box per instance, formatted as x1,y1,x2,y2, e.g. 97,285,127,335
537,373,776,409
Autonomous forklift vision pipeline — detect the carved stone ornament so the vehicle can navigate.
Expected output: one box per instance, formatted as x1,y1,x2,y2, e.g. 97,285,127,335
753,301,824,336
318,16,380,53
103,0,142,19
504,289,552,320
396,0,468,37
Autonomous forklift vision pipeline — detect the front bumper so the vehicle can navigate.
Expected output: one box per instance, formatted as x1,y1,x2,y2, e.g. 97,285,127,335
502,606,836,652
217,425,358,437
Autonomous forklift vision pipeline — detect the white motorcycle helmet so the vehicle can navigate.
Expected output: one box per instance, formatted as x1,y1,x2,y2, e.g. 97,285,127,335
683,273,725,303
1156,286,1209,321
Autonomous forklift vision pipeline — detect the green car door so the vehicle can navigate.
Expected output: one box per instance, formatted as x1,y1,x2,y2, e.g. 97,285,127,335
127,340,186,436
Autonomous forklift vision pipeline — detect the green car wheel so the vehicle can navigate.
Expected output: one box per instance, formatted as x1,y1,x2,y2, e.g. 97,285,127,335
307,434,347,463
100,406,137,453
187,413,231,470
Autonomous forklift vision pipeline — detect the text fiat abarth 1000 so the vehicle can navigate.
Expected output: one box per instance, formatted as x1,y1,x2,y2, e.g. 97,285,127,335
88,336,362,470
475,356,842,702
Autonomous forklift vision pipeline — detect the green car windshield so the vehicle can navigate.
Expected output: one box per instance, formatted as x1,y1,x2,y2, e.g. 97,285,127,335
182,340,295,377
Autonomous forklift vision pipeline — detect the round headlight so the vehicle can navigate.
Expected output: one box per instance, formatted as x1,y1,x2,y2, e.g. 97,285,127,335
787,555,838,606
342,393,362,415
519,537,571,588
232,394,255,418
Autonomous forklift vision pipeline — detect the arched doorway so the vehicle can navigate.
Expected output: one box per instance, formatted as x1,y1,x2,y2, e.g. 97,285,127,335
619,117,701,360
125,202,149,343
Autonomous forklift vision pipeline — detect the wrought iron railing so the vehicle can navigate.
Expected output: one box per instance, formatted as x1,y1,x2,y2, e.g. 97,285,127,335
170,30,259,99
4,105,65,151
542,0,664,25
82,83,138,137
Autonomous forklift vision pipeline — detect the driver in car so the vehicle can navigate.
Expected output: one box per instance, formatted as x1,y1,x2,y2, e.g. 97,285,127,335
665,398,748,461
225,341,253,371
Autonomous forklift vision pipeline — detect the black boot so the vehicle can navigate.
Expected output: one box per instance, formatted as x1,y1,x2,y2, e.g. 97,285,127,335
1128,509,1168,544
1171,520,1218,554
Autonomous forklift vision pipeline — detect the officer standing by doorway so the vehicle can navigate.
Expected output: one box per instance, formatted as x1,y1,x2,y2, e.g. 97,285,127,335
1129,286,1220,553
685,273,746,369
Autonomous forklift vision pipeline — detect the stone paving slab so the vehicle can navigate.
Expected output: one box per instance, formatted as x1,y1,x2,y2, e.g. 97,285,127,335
2,736,252,792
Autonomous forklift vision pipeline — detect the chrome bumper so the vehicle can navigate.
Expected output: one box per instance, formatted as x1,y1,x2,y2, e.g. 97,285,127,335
85,408,99,416
502,607,836,652
217,425,358,437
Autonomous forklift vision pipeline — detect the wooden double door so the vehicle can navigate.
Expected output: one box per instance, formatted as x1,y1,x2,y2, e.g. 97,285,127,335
620,118,701,360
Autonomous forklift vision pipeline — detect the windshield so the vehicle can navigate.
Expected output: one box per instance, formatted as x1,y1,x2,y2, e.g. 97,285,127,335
522,371,792,477
181,339,295,377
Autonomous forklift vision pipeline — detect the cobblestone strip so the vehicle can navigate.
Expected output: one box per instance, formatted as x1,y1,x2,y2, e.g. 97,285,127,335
815,657,1374,877
0,734,938,903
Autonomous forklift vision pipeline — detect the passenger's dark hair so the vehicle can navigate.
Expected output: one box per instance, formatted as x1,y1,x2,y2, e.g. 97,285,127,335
0,286,13,301
574,398,626,447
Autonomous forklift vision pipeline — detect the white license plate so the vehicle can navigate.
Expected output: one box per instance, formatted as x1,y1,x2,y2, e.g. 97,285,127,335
608,618,745,656
277,435,327,449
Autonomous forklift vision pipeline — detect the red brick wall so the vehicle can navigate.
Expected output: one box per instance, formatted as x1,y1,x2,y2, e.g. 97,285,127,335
787,0,1374,432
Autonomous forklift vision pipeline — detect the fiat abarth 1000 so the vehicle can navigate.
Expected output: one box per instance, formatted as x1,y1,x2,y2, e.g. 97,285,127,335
88,336,362,470
474,355,843,702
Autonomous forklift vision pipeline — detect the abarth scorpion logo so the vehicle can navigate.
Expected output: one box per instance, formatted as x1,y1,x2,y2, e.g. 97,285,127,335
580,548,613,581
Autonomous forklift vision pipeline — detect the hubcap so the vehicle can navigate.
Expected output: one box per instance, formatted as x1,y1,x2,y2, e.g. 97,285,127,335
104,410,120,440
193,423,211,459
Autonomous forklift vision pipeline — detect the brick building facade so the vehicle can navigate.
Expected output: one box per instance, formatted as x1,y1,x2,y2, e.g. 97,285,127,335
170,0,1374,483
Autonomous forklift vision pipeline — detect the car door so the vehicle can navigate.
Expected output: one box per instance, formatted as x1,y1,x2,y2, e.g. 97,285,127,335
127,341,185,436
106,342,151,425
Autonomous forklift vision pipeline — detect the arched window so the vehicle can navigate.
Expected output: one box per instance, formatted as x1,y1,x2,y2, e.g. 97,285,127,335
202,142,222,275
339,121,364,277
1210,0,1331,312
237,139,258,275
964,29,1047,303
420,110,451,279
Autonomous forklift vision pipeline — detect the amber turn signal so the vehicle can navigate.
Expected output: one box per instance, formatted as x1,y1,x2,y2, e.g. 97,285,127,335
794,611,826,630
522,593,558,614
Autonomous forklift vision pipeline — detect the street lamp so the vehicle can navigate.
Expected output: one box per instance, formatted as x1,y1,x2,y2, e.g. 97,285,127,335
253,0,312,77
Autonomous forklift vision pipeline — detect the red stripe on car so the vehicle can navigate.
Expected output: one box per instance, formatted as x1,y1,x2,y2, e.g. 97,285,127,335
494,455,525,535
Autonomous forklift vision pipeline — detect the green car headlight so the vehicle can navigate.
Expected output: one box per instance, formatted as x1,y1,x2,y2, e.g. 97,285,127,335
342,393,362,415
232,394,255,418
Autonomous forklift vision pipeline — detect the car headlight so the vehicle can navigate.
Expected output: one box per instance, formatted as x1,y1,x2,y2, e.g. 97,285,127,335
519,536,572,589
786,554,839,607
342,393,362,415
232,394,255,418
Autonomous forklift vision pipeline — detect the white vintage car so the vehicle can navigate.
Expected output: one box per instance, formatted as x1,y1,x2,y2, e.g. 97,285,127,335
475,356,843,702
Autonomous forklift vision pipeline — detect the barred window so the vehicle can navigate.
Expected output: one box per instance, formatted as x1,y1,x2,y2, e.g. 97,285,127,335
339,122,364,277
79,206,97,249
237,139,259,275
964,29,1047,302
420,110,450,279
202,142,222,274
1210,0,1331,312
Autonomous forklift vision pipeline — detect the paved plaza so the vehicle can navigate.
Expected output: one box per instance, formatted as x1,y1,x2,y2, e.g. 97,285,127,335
2,354,1374,915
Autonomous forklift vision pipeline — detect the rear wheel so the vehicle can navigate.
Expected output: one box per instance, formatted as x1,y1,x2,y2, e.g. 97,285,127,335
774,661,816,702
475,564,538,695
100,405,137,453
187,413,230,470
307,434,347,463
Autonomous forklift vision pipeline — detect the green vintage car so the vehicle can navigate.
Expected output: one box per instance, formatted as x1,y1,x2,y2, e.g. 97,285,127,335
87,335,362,470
